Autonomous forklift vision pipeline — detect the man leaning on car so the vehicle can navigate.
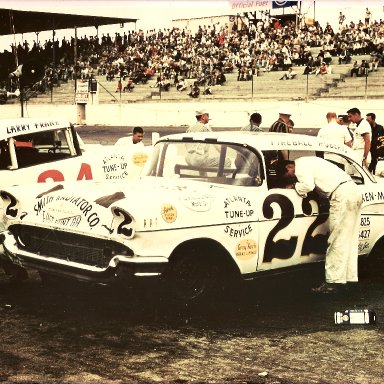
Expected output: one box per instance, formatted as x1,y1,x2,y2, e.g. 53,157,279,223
275,156,363,295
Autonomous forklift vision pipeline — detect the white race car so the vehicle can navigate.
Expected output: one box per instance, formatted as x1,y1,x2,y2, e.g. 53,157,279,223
0,117,150,187
1,131,383,301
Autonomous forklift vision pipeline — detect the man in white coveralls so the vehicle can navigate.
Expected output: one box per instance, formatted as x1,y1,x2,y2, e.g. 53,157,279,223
275,156,363,294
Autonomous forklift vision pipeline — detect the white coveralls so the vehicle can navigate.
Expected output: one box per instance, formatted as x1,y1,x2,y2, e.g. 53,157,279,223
294,157,362,284
186,121,230,168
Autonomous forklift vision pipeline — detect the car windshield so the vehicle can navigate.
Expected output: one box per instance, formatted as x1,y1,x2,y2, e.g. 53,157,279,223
142,140,264,186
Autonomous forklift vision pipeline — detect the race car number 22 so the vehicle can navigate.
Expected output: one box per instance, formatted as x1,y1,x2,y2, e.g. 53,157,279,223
262,193,329,262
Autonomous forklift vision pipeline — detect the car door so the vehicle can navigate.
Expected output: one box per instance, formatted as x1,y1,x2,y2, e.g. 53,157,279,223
256,186,329,272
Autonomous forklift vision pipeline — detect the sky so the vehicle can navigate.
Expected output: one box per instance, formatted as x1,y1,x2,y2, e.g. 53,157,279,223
0,0,383,51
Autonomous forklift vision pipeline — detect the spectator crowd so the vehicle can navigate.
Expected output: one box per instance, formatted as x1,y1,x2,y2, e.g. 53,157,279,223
0,7,383,98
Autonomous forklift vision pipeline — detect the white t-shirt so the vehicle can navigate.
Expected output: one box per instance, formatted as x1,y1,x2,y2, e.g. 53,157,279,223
352,119,371,157
317,121,352,144
115,136,144,147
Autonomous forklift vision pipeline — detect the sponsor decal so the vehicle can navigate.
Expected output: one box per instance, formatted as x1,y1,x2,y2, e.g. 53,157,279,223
362,190,384,203
223,195,254,238
358,216,371,253
102,154,129,180
235,238,258,260
161,204,177,223
34,194,101,228
269,139,349,154
181,193,212,212
5,120,61,135
132,152,148,167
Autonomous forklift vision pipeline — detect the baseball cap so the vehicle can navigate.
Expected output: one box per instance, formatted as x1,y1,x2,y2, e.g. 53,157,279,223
196,109,208,116
279,109,292,116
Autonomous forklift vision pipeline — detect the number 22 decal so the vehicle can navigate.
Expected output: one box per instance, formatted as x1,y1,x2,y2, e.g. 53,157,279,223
0,191,18,218
262,193,329,263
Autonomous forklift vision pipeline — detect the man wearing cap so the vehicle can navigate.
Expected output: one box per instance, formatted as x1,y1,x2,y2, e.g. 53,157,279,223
269,109,293,161
269,110,292,133
187,109,211,133
186,109,230,168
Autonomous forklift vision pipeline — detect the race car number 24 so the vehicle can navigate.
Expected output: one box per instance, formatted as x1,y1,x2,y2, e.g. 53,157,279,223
37,163,93,183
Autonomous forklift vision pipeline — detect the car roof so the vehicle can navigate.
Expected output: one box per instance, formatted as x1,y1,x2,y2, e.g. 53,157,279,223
0,118,72,141
158,130,355,158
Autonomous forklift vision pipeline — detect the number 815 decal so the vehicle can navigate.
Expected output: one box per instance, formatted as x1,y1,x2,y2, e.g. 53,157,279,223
262,193,329,263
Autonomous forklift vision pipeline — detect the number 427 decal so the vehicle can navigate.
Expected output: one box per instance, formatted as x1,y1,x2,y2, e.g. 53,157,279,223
262,193,329,263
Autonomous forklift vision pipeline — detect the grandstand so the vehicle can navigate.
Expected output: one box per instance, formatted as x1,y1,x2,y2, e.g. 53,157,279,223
2,9,384,107
13,51,383,105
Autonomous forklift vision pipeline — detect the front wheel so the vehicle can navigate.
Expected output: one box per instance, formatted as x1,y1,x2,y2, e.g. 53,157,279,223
1,260,28,283
164,251,233,304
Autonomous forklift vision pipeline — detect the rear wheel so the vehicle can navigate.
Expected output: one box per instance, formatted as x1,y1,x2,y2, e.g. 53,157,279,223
360,238,384,278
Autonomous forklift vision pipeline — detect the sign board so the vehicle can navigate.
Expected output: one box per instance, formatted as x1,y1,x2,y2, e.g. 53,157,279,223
229,0,271,12
75,81,89,104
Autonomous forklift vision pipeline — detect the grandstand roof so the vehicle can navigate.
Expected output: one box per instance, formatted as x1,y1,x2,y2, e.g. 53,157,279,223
0,8,137,36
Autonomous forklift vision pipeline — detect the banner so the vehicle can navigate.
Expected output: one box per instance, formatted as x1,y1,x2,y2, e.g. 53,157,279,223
272,1,298,9
229,0,271,13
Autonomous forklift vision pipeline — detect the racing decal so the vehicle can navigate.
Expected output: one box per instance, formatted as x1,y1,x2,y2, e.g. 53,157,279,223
95,191,126,208
36,184,64,198
300,193,329,256
102,154,129,180
37,163,93,183
361,190,384,204
359,216,371,253
224,195,255,238
262,194,297,262
181,193,212,212
143,218,158,228
34,194,101,228
5,120,62,135
161,204,177,223
262,193,329,263
37,170,65,183
113,208,134,238
269,138,349,155
76,163,93,180
235,239,257,260
132,152,148,166
0,191,18,218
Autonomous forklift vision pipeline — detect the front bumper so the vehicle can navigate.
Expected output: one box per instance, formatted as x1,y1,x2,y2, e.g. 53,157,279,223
0,230,168,284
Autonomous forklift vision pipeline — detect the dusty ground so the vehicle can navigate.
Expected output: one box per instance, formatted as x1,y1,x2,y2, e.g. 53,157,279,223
0,259,383,384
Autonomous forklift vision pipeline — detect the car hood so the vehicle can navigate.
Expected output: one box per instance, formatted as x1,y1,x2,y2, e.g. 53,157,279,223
1,177,246,239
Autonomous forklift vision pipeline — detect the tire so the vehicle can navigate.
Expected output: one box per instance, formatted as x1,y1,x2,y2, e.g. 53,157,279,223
165,252,220,303
1,260,28,283
359,237,384,278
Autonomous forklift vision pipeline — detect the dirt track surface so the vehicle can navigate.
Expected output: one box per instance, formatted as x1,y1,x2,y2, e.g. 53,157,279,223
1,261,383,384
